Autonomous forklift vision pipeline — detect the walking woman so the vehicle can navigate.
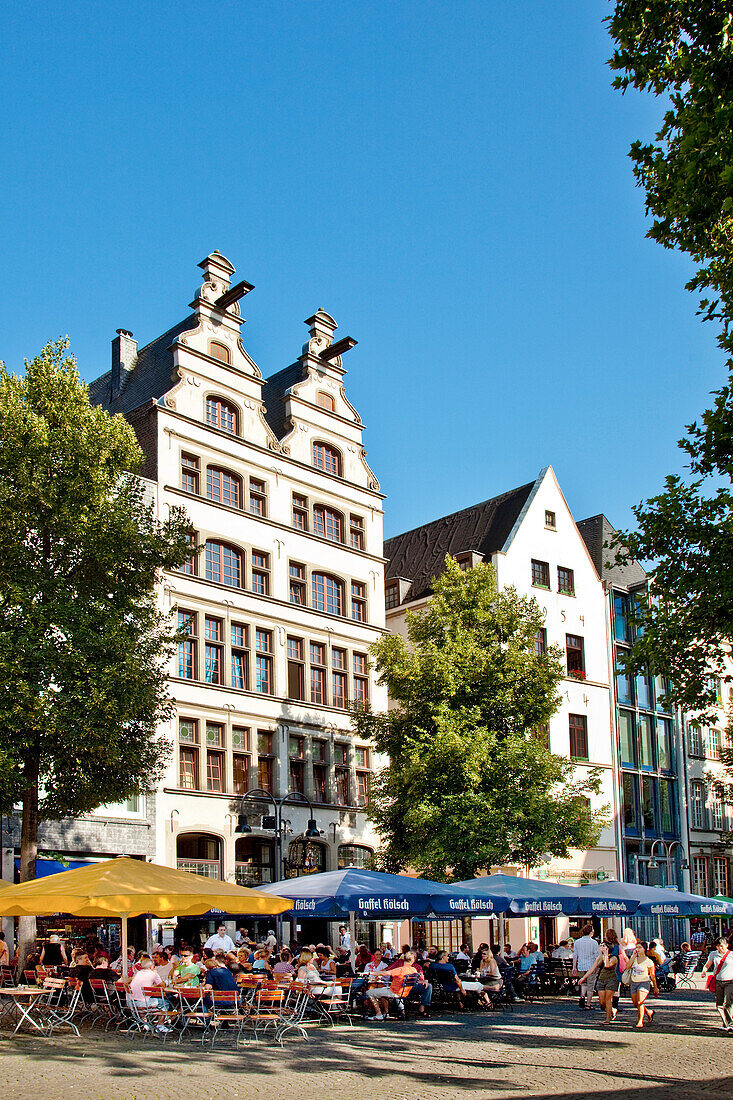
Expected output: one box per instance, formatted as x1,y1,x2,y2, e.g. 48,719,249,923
587,929,621,1024
629,941,659,1028
620,928,637,959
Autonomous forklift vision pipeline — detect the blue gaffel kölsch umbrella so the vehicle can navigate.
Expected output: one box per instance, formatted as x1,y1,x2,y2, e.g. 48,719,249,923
451,872,612,916
258,868,513,918
577,880,733,917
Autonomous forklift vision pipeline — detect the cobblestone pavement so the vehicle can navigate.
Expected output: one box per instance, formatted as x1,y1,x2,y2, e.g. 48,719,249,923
2,983,731,1100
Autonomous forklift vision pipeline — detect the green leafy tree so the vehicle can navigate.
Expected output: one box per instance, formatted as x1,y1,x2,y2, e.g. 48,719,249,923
606,3,733,714
353,557,606,880
0,340,191,959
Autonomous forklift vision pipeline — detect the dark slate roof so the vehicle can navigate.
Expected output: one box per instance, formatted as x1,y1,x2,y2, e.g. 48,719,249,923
576,514,648,588
88,316,198,415
384,480,535,603
261,361,305,440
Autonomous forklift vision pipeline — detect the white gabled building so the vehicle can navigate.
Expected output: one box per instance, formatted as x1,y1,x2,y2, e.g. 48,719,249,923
384,466,621,950
90,252,387,943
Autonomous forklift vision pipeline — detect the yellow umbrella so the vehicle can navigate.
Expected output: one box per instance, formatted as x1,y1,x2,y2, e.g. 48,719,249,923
0,856,293,976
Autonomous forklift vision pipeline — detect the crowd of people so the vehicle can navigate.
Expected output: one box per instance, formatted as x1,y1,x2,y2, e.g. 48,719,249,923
14,920,733,1034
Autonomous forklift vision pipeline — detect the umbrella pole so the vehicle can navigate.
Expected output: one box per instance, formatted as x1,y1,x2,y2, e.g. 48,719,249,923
121,912,129,980
349,910,356,972
498,915,505,954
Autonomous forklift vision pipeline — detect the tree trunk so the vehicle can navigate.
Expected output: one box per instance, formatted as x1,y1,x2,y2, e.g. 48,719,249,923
17,756,40,976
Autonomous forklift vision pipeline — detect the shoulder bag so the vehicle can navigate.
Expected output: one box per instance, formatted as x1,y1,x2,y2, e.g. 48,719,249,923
705,950,729,994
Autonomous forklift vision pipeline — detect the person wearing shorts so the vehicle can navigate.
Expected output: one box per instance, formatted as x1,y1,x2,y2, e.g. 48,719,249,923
629,942,658,1028
586,929,621,1024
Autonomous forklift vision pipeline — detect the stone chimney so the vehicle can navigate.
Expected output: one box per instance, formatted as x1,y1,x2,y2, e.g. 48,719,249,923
111,329,137,398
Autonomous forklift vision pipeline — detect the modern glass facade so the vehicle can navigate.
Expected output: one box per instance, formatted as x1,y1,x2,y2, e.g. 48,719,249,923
612,588,684,939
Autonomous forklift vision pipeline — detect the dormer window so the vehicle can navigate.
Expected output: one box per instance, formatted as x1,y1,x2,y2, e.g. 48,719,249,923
312,441,342,477
209,341,231,364
206,396,238,435
316,391,335,411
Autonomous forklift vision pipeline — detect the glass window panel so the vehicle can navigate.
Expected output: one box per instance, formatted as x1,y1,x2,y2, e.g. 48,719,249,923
618,710,635,766
614,594,630,642
639,715,655,769
623,774,639,833
642,777,656,834
636,673,652,709
660,779,674,834
656,717,673,772
616,660,633,706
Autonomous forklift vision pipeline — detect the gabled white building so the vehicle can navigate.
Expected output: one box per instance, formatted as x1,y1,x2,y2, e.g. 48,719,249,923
384,466,621,949
89,252,387,941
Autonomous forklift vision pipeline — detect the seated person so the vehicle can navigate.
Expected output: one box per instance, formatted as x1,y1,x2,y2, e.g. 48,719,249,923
295,950,321,984
272,949,296,978
455,943,472,964
69,951,97,1004
672,942,692,974
552,940,573,960
365,955,418,1020
251,949,274,978
363,949,387,976
153,951,174,982
170,947,203,987
428,951,466,1008
316,946,337,979
203,957,239,1008
334,949,354,979
490,947,519,1002
126,958,164,1008
516,944,535,972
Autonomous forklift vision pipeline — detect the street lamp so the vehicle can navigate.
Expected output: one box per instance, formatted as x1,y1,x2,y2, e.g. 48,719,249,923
235,787,321,877
235,788,322,946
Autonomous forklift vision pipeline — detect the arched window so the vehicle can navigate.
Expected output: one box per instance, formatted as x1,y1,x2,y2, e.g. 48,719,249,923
235,837,274,886
316,391,335,411
206,395,238,435
209,340,231,364
312,572,344,616
176,833,222,879
312,440,342,476
313,504,344,543
205,540,243,588
206,466,241,508
337,844,373,870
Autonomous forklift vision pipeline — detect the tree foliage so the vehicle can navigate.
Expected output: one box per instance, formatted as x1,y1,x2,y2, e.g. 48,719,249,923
607,3,733,714
354,558,606,881
0,340,191,873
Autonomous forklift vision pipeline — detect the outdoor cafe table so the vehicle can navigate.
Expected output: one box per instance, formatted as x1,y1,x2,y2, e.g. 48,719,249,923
0,987,48,1037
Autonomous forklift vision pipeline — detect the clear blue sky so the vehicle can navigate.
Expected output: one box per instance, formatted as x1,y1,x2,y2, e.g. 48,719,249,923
0,1,721,538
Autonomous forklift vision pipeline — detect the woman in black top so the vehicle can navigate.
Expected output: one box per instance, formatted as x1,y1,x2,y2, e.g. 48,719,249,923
40,935,68,969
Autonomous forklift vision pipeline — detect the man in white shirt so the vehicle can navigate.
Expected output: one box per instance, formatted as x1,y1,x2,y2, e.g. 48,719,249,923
572,923,601,1009
204,924,236,953
455,944,472,963
702,936,733,1030
339,926,351,950
552,941,574,960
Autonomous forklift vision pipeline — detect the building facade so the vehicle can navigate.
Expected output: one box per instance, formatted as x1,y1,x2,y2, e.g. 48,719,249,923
682,655,732,907
577,515,692,943
384,467,621,949
85,252,387,936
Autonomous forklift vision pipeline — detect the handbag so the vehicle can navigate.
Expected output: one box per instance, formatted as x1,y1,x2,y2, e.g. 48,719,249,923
621,968,632,986
705,950,729,994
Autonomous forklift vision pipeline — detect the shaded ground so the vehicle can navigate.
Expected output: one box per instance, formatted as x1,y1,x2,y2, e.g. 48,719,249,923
2,982,730,1099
